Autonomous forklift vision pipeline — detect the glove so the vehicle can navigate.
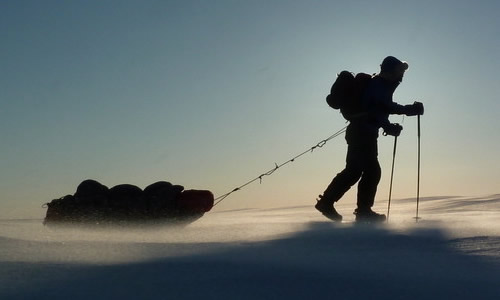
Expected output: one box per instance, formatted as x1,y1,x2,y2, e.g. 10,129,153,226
383,123,403,137
404,101,424,116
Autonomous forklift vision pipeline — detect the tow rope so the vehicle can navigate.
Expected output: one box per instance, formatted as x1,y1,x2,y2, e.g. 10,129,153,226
213,125,348,207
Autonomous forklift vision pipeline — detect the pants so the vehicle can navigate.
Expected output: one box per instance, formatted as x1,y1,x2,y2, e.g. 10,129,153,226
322,139,381,210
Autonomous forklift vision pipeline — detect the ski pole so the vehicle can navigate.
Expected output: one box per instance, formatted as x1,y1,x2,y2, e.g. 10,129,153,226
387,135,398,222
415,115,421,221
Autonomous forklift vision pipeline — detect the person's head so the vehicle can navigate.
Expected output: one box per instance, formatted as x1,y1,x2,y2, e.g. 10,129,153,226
379,56,408,83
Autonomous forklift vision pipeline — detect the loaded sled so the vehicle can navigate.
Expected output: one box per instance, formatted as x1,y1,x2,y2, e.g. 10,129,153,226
43,179,214,226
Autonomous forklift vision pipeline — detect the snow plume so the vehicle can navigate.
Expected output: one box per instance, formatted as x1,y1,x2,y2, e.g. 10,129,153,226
1,195,500,299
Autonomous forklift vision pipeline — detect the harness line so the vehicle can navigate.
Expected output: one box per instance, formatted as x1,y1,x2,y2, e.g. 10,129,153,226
213,125,348,207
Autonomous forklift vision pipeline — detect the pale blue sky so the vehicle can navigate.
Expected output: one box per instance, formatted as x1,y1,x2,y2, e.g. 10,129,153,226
1,0,499,218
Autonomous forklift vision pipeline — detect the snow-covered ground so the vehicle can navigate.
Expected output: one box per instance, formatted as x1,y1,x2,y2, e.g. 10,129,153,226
1,195,500,299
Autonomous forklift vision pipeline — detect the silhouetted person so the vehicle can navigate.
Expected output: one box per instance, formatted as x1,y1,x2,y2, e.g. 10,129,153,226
316,56,424,222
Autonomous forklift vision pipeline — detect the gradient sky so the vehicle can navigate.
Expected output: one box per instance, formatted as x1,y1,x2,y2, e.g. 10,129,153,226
2,0,499,218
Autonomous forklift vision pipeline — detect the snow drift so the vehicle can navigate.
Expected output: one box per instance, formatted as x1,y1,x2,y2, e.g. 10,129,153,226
1,195,500,299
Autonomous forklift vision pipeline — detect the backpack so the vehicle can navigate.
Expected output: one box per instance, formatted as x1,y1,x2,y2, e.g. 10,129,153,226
326,71,372,120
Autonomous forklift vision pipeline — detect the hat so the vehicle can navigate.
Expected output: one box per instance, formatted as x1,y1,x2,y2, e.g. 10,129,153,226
380,56,409,72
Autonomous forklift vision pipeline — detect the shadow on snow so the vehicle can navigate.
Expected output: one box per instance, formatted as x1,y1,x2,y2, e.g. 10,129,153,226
1,222,500,300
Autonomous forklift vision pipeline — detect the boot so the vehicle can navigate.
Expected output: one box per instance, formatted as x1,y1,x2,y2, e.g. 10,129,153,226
315,196,342,221
354,208,386,223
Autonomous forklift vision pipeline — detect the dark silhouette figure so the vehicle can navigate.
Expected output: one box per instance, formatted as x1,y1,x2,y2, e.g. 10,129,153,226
316,56,424,222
